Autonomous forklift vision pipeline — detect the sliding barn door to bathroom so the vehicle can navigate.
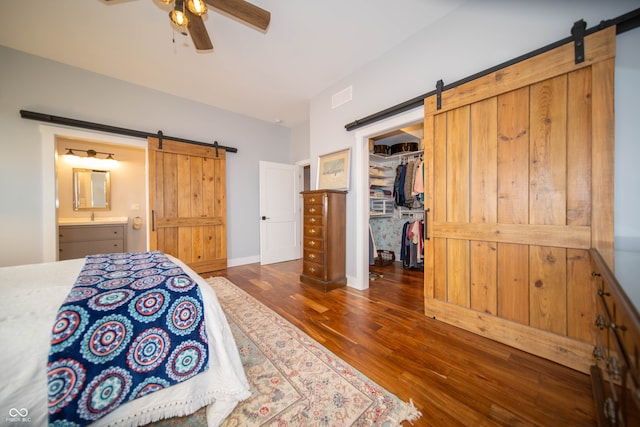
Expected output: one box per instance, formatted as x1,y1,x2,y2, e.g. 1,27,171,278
422,27,616,372
148,137,227,273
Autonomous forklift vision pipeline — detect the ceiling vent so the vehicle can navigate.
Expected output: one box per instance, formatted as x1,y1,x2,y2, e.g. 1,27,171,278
332,86,353,109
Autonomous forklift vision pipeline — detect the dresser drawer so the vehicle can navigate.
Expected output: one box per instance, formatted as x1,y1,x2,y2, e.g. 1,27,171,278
304,237,324,251
302,261,325,280
59,225,124,242
304,205,323,216
303,194,324,206
59,240,124,260
304,225,323,239
303,248,324,264
304,215,323,226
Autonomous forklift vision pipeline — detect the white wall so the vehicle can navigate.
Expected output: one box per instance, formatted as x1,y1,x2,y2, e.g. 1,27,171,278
309,1,640,291
0,46,291,267
291,121,310,163
613,28,640,309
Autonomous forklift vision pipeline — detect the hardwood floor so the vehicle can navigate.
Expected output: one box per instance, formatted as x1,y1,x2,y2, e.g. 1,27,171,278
204,260,596,426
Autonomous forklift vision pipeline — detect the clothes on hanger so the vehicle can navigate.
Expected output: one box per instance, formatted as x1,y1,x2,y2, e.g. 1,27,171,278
393,156,424,209
400,219,424,270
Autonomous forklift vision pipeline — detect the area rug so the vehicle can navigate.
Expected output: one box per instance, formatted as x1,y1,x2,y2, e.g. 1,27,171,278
206,276,421,427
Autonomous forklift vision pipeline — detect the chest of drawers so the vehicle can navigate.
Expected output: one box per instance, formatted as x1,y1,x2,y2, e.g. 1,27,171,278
59,224,127,260
300,190,346,291
590,249,640,426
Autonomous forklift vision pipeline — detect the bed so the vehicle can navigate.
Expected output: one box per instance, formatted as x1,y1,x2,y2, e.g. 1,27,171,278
0,251,250,426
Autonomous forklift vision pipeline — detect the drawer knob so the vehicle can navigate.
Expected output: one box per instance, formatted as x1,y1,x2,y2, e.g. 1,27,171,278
309,241,316,246
606,357,621,381
309,267,316,273
310,197,316,203
595,315,607,330
592,345,604,361
310,218,316,223
309,207,316,214
604,398,616,423
309,229,316,235
309,254,316,260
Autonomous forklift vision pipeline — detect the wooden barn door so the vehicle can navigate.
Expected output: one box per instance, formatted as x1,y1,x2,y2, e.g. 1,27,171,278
148,137,227,273
423,27,615,372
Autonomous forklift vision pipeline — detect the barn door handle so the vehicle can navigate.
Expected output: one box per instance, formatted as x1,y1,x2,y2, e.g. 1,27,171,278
425,208,430,240
151,210,155,232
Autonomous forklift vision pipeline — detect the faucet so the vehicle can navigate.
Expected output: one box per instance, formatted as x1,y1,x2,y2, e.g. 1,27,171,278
91,212,95,221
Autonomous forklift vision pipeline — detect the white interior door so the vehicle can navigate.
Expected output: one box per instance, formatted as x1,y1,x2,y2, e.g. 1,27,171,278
259,161,301,265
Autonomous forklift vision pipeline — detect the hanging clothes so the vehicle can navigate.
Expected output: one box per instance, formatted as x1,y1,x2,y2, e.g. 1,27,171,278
400,219,424,270
403,159,414,208
394,163,406,207
413,158,423,195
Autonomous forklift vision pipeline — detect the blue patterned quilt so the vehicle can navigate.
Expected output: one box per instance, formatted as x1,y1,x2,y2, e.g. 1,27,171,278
47,251,209,425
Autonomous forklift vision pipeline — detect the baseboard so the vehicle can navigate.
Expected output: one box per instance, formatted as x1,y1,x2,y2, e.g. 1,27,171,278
228,255,260,267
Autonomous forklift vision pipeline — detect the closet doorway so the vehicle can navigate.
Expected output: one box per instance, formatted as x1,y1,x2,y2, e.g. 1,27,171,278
368,123,425,284
353,106,424,291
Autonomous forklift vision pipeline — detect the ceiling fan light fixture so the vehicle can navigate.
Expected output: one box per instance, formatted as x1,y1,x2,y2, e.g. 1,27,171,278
170,0,189,27
169,10,189,26
187,0,207,16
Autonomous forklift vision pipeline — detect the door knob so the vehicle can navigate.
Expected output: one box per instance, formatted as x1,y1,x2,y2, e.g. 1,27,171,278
261,216,270,220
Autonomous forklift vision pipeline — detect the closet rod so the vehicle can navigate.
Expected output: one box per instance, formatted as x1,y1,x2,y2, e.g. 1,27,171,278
344,7,640,132
19,110,238,153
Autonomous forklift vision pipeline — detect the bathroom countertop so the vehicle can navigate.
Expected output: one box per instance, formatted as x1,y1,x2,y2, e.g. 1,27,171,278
58,217,128,226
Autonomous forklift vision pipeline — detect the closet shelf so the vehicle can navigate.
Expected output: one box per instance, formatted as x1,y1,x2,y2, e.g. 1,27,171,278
370,150,423,163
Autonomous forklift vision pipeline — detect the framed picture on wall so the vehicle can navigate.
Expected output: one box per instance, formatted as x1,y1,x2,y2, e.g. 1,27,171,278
317,147,351,191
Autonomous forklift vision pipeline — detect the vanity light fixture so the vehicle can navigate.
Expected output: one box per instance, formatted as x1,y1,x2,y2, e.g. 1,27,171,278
64,148,116,160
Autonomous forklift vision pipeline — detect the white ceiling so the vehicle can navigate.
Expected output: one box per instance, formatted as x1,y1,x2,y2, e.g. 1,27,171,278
0,0,465,128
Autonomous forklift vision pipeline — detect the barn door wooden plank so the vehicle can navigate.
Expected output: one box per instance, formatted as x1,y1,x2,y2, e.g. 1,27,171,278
470,98,498,315
433,113,448,301
446,106,470,307
529,75,568,334
496,88,530,324
423,114,435,299
566,67,596,342
591,58,615,265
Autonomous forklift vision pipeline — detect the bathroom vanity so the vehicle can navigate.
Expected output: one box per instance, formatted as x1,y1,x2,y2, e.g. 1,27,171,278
58,217,127,260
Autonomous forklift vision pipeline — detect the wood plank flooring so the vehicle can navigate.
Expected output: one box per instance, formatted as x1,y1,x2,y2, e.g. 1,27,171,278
204,260,595,426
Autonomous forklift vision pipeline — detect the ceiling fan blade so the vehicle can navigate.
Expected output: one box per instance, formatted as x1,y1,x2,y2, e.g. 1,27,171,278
204,0,270,32
186,11,214,51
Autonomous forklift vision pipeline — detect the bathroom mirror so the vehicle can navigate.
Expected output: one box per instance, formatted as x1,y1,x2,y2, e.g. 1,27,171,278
73,168,111,211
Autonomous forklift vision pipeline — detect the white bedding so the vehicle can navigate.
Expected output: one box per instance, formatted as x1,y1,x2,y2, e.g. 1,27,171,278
0,255,250,426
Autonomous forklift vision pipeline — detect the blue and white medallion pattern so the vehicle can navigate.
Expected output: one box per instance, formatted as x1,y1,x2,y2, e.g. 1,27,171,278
47,251,209,425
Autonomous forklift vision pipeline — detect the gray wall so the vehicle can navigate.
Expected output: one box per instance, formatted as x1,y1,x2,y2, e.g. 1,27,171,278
0,46,291,267
309,1,640,290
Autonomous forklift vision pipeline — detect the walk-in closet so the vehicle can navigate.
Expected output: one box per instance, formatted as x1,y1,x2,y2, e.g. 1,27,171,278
368,123,424,282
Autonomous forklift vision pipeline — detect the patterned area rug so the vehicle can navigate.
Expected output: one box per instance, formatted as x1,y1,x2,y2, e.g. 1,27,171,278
207,276,421,426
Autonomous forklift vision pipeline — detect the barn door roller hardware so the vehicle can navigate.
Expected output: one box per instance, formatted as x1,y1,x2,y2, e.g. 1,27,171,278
571,19,587,64
436,80,444,111
20,110,238,154
157,130,164,150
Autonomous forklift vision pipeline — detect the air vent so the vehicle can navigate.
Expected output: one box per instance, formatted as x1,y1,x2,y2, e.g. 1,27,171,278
332,86,353,109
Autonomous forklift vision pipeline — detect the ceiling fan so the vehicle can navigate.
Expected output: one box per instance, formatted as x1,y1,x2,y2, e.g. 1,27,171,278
105,0,271,51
